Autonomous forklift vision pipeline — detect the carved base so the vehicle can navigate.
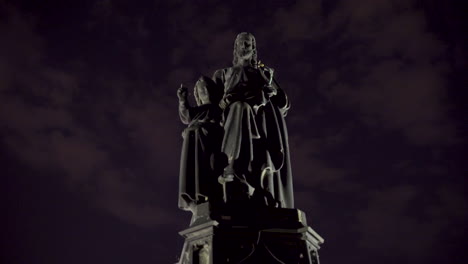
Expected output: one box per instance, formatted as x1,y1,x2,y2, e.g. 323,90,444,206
177,203,324,264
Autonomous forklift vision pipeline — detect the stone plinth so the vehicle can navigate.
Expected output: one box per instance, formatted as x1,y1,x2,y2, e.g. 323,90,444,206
177,203,324,264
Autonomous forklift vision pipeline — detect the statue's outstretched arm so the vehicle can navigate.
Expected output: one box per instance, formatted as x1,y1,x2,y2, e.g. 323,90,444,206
177,84,193,124
212,69,226,90
270,78,291,116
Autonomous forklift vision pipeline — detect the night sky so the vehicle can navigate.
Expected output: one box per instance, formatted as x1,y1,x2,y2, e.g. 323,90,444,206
1,0,467,263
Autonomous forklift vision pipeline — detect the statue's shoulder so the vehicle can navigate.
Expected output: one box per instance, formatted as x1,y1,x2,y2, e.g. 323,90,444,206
213,67,232,75
212,67,234,81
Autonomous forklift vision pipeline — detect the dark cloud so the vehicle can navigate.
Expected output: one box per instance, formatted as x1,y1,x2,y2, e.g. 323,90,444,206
271,0,323,41
1,0,466,263
355,185,467,262
317,0,458,146
0,2,178,230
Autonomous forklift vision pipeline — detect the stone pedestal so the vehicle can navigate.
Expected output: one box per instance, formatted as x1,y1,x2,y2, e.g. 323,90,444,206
177,203,324,264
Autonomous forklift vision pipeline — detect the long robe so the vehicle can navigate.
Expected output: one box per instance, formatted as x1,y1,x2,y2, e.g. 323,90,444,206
178,102,223,210
213,65,294,208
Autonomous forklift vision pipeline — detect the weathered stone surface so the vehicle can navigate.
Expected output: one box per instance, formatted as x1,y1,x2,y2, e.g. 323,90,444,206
177,203,324,264
178,33,294,210
176,33,324,263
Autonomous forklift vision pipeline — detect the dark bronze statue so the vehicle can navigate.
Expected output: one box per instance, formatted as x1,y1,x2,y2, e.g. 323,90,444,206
176,33,324,264
178,32,294,210
178,76,224,212
213,32,293,208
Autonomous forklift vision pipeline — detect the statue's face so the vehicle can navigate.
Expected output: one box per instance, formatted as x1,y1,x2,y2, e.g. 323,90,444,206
236,34,254,59
196,80,210,105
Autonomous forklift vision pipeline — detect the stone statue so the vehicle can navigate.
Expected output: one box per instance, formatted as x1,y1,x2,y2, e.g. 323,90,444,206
213,32,294,208
177,76,224,212
176,33,324,264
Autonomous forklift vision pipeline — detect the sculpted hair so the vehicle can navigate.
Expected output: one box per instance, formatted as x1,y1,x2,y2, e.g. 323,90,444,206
232,32,258,66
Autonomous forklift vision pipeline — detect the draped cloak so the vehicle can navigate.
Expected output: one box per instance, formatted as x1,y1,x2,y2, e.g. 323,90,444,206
178,103,223,210
213,66,294,208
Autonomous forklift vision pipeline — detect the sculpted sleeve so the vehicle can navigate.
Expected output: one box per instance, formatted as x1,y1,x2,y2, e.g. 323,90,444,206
212,69,226,91
178,100,194,125
270,78,291,116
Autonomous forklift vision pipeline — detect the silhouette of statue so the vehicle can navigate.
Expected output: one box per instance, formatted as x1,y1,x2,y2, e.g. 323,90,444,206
175,33,323,264
178,76,224,212
213,32,294,208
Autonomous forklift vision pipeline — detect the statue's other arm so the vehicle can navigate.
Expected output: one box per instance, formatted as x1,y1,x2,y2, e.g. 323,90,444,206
212,69,231,110
270,78,291,116
259,66,290,115
177,84,194,124
212,69,226,90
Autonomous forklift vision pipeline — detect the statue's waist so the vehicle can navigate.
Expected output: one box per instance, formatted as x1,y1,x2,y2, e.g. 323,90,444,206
226,90,267,106
187,119,221,129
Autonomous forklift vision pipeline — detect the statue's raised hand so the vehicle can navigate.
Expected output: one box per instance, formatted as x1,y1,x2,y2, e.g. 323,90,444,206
264,85,277,98
177,84,188,102
260,67,277,97
259,66,274,86
265,67,274,85
219,94,232,110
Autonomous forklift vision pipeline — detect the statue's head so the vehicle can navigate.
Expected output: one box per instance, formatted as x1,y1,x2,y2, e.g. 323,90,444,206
194,76,219,106
232,32,257,66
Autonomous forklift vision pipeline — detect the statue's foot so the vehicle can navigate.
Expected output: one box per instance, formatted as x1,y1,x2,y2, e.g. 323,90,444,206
218,165,235,203
218,174,234,184
211,152,228,175
219,164,236,184
251,188,280,208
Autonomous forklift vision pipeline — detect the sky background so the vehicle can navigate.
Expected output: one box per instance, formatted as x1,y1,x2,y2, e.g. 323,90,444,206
1,0,467,263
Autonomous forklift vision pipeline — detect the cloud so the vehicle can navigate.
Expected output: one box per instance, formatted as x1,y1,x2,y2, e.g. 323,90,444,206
2,0,464,248
242,0,459,147
166,0,236,77
289,134,362,194
271,0,323,41
316,0,458,146
95,169,179,228
118,92,181,176
0,3,180,228
355,184,467,262
0,3,43,91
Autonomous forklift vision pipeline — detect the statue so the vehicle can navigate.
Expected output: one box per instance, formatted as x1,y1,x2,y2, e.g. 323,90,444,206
177,76,224,213
213,32,294,208
177,33,294,210
175,33,324,264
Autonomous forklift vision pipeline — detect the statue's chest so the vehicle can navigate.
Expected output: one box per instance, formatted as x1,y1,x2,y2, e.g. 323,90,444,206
225,67,265,90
